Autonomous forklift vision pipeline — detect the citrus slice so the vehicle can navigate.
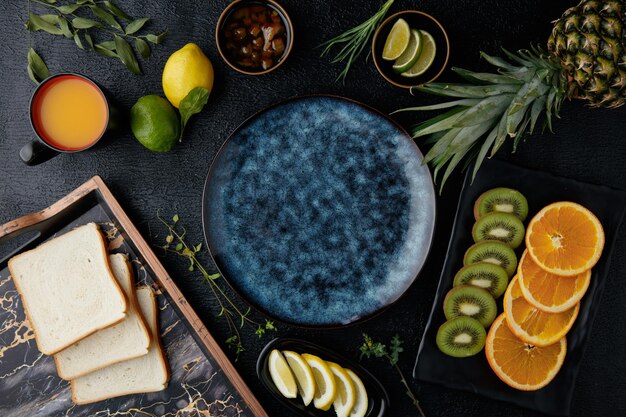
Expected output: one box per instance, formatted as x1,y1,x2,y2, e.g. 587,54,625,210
526,202,604,276
392,29,422,73
268,349,298,399
283,351,316,406
518,250,591,313
345,369,368,417
486,313,567,391
382,18,411,61
401,30,436,78
302,353,336,411
504,276,579,346
327,362,356,417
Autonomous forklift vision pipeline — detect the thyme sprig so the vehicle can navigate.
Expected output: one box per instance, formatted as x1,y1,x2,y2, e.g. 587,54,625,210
157,213,276,360
319,0,394,82
360,334,425,417
26,0,167,82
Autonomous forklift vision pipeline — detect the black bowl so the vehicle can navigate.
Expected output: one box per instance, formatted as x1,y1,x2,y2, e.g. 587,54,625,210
257,338,389,417
372,10,450,88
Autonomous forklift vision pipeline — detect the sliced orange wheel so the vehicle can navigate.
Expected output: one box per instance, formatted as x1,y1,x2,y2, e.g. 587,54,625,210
486,314,567,391
517,250,591,313
504,276,579,347
526,202,604,276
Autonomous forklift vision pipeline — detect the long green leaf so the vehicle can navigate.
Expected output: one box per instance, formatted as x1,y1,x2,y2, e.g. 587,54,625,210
490,113,509,157
90,5,123,31
135,38,150,59
472,127,498,181
413,109,468,137
423,128,461,164
412,107,466,134
72,17,101,29
125,17,149,34
27,48,49,84
480,51,519,72
27,13,64,35
439,141,477,192
393,98,480,113
103,1,132,20
57,4,82,14
452,67,522,85
453,94,513,127
114,35,141,74
58,16,72,38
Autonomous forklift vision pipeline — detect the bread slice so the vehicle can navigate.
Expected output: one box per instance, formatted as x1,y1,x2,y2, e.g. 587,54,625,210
8,223,127,355
71,286,170,405
54,254,151,380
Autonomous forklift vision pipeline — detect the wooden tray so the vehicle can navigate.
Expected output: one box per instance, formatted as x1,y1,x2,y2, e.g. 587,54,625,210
0,176,268,417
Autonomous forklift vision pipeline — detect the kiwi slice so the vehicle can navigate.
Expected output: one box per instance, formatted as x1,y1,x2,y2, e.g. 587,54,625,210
472,212,525,249
464,240,518,277
453,263,509,298
436,316,486,358
443,285,497,327
474,187,529,221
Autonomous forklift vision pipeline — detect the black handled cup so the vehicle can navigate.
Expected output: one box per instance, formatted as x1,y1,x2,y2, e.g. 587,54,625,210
21,73,122,166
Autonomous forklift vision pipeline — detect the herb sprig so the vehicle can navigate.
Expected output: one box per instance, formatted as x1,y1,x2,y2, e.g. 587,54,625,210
319,0,394,82
157,213,276,359
26,0,167,82
360,334,425,417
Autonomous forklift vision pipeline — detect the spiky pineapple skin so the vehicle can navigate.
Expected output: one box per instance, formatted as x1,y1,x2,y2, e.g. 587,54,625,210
547,0,625,108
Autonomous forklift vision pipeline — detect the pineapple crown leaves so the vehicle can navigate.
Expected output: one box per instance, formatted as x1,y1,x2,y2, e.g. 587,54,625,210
395,46,567,192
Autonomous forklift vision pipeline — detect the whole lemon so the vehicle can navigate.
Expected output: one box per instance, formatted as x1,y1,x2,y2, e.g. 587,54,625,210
162,43,214,108
130,95,180,152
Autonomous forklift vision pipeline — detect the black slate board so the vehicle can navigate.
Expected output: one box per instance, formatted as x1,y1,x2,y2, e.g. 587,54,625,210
413,159,626,416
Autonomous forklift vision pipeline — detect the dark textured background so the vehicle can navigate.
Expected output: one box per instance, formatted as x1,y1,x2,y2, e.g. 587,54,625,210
1,1,625,416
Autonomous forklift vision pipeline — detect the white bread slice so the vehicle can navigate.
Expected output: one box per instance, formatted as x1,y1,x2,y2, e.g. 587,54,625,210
54,254,151,380
8,223,127,355
71,286,170,405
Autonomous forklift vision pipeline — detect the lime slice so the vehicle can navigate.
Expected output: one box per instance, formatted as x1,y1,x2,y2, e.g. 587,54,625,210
382,18,411,61
283,351,316,406
401,30,437,78
393,29,423,73
268,349,298,399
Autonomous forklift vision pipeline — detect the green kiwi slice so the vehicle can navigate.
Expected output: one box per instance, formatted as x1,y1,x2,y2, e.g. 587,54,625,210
436,316,486,358
443,285,497,327
472,212,525,249
473,187,529,221
453,263,509,298
463,240,518,277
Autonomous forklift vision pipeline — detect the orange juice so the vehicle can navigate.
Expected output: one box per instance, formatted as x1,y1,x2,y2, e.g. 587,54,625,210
31,75,108,151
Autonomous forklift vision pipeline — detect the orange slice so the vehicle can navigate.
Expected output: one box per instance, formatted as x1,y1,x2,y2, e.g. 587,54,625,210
518,250,591,313
503,276,579,347
486,314,567,391
526,202,604,276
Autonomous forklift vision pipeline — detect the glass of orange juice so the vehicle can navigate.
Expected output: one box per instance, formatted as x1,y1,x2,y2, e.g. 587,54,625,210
22,73,120,165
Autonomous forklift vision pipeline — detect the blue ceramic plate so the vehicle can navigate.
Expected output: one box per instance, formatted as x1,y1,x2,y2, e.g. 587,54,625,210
202,96,435,327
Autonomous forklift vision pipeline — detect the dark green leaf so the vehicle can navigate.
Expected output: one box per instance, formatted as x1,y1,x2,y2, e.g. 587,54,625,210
72,17,101,29
135,38,150,59
178,87,210,140
38,14,59,24
114,35,141,74
27,48,49,84
77,0,94,4
94,43,118,57
145,31,167,44
89,5,122,31
27,14,64,35
58,16,72,38
98,40,116,49
103,1,132,21
73,32,84,50
57,4,82,14
38,0,57,4
84,32,94,49
125,17,149,35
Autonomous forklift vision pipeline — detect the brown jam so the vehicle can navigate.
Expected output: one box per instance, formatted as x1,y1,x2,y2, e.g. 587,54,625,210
221,3,289,72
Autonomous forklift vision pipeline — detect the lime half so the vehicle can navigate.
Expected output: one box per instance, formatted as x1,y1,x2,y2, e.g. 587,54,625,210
393,29,422,73
401,30,437,78
382,18,411,61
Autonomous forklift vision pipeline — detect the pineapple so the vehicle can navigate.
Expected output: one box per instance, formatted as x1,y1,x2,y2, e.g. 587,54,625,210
399,0,625,190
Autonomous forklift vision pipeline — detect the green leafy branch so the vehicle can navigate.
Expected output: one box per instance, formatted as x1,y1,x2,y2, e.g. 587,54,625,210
26,0,167,82
360,334,425,417
157,213,276,360
319,0,394,82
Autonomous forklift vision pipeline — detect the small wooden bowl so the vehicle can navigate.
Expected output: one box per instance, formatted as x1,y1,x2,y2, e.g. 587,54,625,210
372,10,450,88
216,0,294,76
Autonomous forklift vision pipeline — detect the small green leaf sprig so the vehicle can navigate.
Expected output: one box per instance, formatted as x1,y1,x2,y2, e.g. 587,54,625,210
319,0,394,82
26,0,167,82
158,213,276,360
360,334,425,417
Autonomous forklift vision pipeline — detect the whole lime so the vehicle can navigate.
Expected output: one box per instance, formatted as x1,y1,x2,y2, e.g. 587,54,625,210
130,95,180,152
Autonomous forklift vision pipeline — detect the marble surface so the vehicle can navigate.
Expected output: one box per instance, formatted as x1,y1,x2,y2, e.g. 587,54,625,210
204,96,435,326
0,206,250,417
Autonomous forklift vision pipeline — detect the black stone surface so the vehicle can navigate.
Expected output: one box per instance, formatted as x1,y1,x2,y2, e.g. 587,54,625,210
1,1,625,416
